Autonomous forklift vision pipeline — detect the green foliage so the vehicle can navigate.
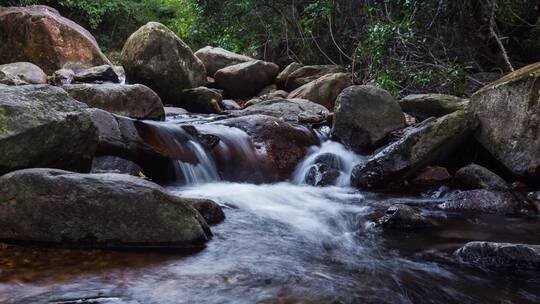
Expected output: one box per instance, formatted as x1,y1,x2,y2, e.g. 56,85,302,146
4,0,540,97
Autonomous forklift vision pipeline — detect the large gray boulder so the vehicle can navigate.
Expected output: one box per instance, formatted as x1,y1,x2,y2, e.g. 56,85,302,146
0,6,111,74
214,60,279,98
469,62,540,180
231,98,330,124
399,94,469,121
0,168,212,249
0,62,47,84
120,22,206,104
62,83,165,121
351,111,478,190
331,85,406,152
284,65,346,91
456,241,540,270
194,46,254,77
288,73,352,110
0,85,98,175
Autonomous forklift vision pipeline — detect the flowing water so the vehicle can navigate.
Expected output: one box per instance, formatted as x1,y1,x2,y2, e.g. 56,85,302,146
1,116,540,303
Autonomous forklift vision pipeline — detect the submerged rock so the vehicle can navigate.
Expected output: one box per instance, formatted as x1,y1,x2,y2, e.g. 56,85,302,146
63,83,165,121
284,65,346,91
0,85,98,175
438,190,521,214
214,60,279,98
455,241,540,270
288,72,352,110
351,111,478,190
120,22,206,104
194,46,254,77
470,62,540,181
0,62,47,85
399,94,468,121
0,168,212,249
0,5,111,74
453,163,509,191
332,85,406,152
232,98,329,124
377,204,437,230
187,199,225,225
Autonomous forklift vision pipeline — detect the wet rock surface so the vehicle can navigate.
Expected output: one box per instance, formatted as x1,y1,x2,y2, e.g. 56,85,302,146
438,190,521,215
456,241,540,270
377,204,437,230
453,163,509,191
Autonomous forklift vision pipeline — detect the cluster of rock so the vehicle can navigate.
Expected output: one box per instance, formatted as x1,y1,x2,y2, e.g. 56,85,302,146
2,4,540,266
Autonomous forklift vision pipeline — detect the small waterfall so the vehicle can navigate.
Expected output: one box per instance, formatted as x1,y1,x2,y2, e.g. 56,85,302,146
142,117,261,186
292,140,364,187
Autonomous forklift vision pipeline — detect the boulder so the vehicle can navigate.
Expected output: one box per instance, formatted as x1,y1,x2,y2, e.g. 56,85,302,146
455,241,540,270
284,65,346,90
276,62,303,87
164,107,189,117
180,87,223,114
187,199,225,225
120,22,206,104
232,98,330,124
0,62,47,84
215,115,318,181
0,70,26,85
411,166,452,187
214,60,279,98
469,62,540,180
288,73,352,110
399,94,469,121
194,46,254,76
73,65,120,83
50,68,75,86
377,204,437,230
0,6,111,74
62,83,165,121
0,85,98,175
453,163,509,191
438,190,521,214
91,156,143,176
351,111,478,190
0,168,211,249
304,153,343,186
331,85,406,152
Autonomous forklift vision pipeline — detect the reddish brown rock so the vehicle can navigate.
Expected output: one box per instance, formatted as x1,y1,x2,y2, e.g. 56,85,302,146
412,166,452,186
0,6,111,74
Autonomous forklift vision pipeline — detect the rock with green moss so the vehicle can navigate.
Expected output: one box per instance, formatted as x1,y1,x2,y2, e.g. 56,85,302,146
0,85,98,175
120,22,206,105
0,168,212,249
351,110,479,190
470,62,540,180
399,93,469,121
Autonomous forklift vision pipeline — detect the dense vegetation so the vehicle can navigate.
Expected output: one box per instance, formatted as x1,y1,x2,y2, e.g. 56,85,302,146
3,0,540,96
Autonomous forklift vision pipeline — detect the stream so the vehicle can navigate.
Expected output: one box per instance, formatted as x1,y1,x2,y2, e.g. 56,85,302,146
1,116,540,304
